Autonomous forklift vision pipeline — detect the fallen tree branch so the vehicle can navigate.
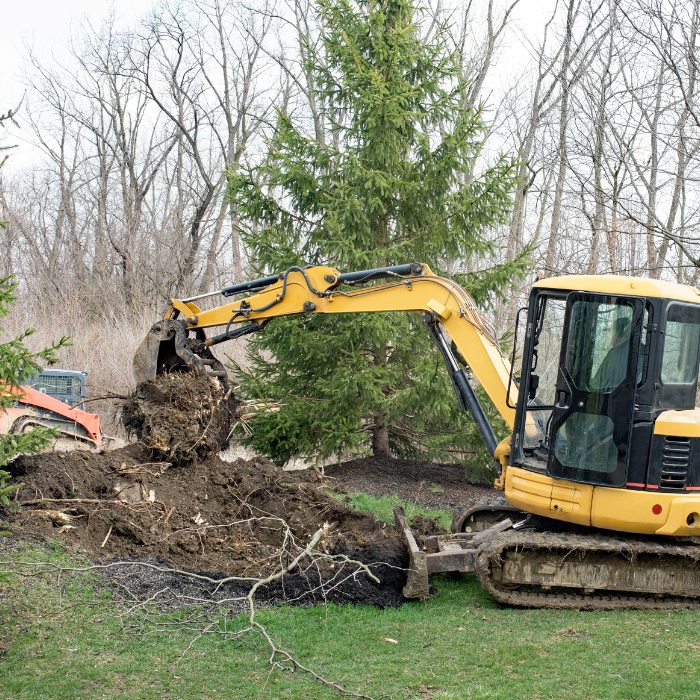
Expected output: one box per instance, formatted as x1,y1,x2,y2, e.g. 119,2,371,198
112,462,172,477
20,498,148,508
71,393,131,407
100,526,113,548
1,517,386,699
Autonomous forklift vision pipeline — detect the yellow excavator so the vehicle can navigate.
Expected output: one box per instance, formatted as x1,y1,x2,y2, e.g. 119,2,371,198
134,263,700,609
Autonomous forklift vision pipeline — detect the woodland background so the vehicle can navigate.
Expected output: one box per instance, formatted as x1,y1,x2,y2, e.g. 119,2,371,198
1,0,699,438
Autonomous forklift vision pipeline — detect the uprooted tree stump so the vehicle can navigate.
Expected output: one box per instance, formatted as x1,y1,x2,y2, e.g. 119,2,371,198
121,373,240,463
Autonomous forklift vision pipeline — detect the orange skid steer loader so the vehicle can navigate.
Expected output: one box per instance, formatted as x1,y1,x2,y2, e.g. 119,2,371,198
1,370,118,451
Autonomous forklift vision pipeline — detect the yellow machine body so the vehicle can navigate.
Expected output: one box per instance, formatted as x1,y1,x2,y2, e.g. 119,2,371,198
498,275,700,536
492,408,700,536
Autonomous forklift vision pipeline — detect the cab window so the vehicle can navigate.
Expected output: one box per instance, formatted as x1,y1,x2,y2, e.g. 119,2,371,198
661,304,700,385
565,299,634,394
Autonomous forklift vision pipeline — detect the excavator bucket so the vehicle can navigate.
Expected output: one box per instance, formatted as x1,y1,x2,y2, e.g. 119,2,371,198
133,332,163,384
133,319,227,385
133,322,182,384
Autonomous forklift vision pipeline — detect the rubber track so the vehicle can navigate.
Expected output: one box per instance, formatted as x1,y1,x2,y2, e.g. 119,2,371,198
476,529,700,610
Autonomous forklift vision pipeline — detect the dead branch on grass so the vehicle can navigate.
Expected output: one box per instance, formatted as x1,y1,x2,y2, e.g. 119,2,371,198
0,516,383,699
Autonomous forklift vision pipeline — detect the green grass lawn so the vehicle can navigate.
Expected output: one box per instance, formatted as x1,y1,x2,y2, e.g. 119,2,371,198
338,491,453,530
2,507,700,700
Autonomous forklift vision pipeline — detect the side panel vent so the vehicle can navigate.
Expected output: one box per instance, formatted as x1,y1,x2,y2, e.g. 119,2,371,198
660,436,689,489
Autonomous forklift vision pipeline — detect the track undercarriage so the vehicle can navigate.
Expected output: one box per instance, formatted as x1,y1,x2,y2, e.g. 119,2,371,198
396,495,700,610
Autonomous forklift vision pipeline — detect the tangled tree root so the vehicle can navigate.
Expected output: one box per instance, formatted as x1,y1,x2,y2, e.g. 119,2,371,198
121,374,240,463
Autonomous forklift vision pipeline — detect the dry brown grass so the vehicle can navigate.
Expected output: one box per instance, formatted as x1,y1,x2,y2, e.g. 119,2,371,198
0,296,249,435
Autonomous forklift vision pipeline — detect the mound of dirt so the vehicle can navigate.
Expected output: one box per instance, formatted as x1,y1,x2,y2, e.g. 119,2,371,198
325,456,495,508
410,514,448,547
121,374,239,463
5,444,408,608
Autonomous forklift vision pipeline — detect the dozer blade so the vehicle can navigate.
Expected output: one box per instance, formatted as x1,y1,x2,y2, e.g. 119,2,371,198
393,506,514,600
133,319,227,384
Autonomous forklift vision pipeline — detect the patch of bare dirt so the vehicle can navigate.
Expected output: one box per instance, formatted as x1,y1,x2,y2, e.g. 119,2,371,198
410,513,448,536
4,444,407,607
326,456,495,509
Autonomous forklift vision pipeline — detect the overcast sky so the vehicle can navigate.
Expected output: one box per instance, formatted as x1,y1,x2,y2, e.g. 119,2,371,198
2,0,145,168
3,1,148,99
2,0,553,170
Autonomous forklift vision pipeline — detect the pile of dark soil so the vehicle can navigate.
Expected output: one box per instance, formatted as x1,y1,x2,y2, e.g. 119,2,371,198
4,375,496,609
325,456,495,509
409,514,449,545
5,444,408,608
121,375,239,464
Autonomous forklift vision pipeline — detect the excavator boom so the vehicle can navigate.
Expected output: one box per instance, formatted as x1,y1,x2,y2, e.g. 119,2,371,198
134,263,515,448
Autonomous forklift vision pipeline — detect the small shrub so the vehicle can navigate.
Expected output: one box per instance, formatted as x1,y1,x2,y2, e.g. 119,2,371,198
0,469,22,507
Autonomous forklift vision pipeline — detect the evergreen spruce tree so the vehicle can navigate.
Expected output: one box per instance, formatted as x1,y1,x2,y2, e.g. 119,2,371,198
228,0,527,470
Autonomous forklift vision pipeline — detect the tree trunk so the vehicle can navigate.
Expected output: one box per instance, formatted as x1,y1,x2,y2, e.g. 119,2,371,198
199,177,228,293
645,64,664,277
544,0,575,274
230,211,243,283
372,410,391,458
587,16,614,274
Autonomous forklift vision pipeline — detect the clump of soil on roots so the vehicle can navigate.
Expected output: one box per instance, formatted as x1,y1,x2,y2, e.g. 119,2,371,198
121,374,239,463
409,514,448,548
6,443,409,608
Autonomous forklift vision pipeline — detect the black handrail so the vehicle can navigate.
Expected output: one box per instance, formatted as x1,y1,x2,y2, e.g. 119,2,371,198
221,263,425,297
222,274,284,297
506,307,528,410
336,263,424,285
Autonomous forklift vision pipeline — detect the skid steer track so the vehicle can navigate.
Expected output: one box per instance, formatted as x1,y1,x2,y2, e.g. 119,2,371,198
476,529,700,610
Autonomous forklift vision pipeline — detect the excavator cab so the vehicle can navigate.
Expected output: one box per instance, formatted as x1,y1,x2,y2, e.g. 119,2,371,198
510,278,700,493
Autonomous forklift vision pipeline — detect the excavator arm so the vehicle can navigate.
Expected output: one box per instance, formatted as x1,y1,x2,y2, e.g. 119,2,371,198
133,263,515,454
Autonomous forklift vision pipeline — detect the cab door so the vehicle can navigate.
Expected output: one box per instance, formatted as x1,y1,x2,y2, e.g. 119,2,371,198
547,293,644,487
